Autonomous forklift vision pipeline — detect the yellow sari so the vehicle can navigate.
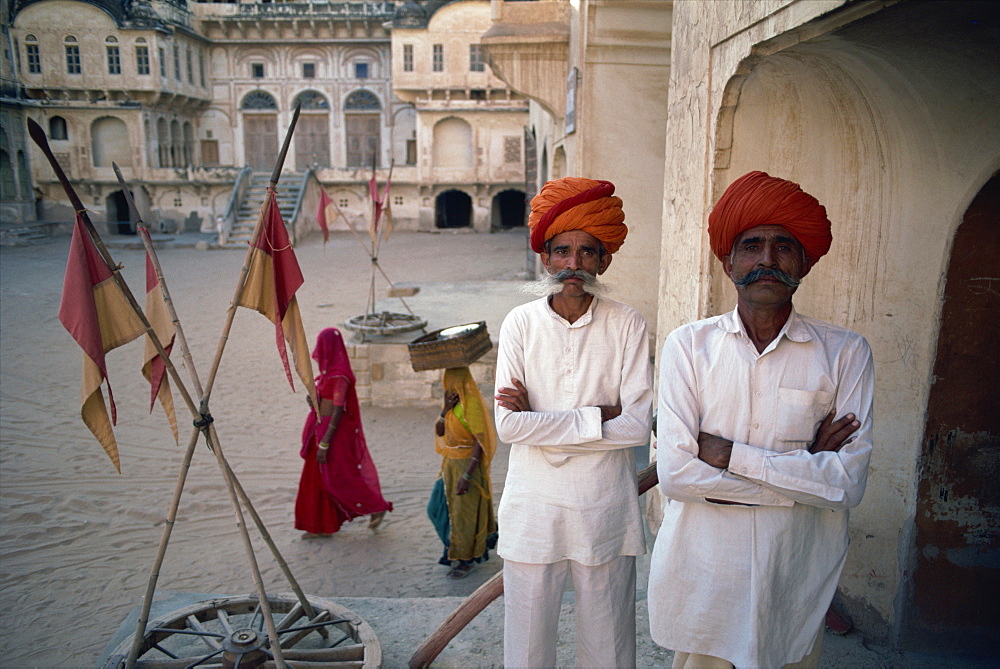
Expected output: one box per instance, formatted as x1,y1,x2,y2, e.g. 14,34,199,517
434,367,498,562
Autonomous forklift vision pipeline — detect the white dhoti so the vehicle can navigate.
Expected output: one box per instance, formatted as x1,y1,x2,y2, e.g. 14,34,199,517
503,556,636,668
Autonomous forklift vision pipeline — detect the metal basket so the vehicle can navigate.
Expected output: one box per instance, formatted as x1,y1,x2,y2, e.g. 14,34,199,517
408,321,492,372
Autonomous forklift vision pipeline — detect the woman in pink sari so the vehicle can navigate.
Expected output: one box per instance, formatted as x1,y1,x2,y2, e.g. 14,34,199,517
295,327,391,536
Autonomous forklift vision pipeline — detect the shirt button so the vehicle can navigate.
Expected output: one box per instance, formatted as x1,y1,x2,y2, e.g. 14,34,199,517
752,423,759,429
755,392,762,397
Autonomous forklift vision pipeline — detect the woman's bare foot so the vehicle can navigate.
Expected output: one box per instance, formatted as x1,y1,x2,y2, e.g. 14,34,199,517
447,562,475,579
302,532,333,539
369,511,386,530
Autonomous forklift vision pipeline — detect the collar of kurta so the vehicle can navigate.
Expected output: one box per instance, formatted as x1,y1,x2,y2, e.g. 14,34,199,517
543,295,599,328
719,305,812,347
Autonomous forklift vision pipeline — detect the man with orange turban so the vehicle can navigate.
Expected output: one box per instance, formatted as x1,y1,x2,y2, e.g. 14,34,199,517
648,171,875,668
494,177,653,667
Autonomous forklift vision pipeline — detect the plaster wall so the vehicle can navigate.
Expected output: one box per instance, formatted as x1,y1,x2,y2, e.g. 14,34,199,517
516,0,670,333
657,0,1000,641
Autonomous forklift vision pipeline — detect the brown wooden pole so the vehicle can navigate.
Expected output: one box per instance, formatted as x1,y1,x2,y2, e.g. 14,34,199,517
408,462,659,668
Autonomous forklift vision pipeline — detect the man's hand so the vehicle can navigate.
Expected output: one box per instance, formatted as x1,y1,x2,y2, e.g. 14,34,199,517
810,412,860,454
496,379,531,412
599,405,622,422
697,432,733,469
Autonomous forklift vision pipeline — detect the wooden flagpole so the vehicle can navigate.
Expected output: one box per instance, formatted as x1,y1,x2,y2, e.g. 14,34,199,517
407,463,661,668
114,167,323,667
27,119,289,668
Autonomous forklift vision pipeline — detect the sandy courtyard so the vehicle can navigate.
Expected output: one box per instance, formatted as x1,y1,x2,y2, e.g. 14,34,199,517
0,229,531,666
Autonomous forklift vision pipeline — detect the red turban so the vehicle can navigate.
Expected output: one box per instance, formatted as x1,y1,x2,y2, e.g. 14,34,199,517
528,177,627,254
708,171,832,263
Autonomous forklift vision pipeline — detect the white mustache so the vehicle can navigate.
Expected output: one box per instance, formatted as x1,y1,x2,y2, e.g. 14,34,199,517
521,269,611,298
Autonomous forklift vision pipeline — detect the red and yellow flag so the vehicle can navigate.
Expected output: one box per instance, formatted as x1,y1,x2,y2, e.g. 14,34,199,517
139,229,178,445
237,192,316,403
58,213,145,472
316,188,332,244
368,172,383,248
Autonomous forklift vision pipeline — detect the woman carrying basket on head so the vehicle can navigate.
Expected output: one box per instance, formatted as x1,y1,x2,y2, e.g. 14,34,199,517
428,366,498,578
295,327,391,537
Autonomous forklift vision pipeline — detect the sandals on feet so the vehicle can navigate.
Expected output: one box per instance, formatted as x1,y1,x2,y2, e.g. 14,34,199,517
447,562,475,579
368,511,386,530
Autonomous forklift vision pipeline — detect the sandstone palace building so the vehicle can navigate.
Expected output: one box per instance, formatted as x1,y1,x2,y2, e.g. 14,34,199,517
1,0,529,243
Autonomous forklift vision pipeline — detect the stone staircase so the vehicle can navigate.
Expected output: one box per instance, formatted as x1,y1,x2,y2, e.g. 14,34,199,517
0,221,56,247
224,171,301,247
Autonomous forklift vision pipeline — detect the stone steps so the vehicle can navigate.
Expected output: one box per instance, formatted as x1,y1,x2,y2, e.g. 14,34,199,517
223,173,301,247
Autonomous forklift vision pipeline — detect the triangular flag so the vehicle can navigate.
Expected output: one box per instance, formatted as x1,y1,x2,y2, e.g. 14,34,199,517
316,189,332,244
58,213,145,472
368,171,383,248
237,193,316,404
381,174,393,242
139,229,178,445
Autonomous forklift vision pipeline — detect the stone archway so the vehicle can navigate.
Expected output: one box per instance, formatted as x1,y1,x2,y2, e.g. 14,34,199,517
904,172,1000,654
106,190,133,234
491,189,525,228
435,190,471,229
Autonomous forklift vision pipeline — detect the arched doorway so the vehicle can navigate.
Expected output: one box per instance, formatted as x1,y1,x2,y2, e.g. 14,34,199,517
903,172,1000,654
107,191,133,234
293,90,330,170
344,89,381,168
241,91,278,171
435,190,471,229
491,189,525,228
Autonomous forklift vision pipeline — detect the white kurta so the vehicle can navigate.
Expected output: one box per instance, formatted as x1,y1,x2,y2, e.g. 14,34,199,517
648,307,874,667
494,296,653,565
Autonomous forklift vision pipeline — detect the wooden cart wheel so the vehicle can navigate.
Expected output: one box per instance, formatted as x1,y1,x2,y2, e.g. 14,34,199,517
103,593,382,668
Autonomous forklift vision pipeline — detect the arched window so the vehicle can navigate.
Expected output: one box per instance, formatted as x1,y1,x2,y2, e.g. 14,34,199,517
49,116,68,141
344,89,381,110
157,117,169,167
25,35,40,74
240,90,277,110
64,35,81,75
292,90,329,111
105,36,121,75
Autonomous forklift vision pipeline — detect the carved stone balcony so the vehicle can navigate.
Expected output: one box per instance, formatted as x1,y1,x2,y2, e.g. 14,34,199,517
480,0,570,117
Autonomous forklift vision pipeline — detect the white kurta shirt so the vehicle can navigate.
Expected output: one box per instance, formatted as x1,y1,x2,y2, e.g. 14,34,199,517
648,307,874,667
494,296,653,566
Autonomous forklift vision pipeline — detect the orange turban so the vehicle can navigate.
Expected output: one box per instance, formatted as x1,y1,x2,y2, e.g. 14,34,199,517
528,177,627,254
708,171,832,263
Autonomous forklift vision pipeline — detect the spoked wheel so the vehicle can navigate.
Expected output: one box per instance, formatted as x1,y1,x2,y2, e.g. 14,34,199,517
104,593,381,668
343,312,427,338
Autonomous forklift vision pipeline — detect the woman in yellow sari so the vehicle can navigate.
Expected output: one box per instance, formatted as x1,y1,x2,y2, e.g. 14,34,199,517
429,366,499,579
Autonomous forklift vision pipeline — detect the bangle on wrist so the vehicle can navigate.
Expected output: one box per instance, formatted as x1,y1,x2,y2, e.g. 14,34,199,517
461,473,472,482
318,442,330,450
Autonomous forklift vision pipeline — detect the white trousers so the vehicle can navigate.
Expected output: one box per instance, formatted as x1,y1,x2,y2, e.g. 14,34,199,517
503,556,637,668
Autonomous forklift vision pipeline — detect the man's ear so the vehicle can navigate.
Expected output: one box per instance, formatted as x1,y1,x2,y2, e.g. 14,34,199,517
800,256,816,278
597,253,613,275
722,255,734,280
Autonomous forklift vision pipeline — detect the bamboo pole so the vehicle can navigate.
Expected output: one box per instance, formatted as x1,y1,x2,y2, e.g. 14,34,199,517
28,120,289,668
116,178,322,665
407,463,660,668
201,105,302,410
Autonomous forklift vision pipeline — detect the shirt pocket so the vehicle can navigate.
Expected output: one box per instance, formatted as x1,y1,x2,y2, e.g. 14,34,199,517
774,388,835,451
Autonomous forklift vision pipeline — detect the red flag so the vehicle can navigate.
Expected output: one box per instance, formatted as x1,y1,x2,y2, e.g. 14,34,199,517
316,189,332,244
368,172,383,247
237,193,316,401
140,229,178,444
59,213,145,472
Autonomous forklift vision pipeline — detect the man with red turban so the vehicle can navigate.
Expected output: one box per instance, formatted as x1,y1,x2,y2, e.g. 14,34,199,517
648,171,875,668
494,177,652,667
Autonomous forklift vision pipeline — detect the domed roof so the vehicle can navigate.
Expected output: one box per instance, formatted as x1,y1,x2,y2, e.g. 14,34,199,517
393,0,427,27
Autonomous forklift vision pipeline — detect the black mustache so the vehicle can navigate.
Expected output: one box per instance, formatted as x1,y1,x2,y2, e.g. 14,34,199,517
733,267,801,288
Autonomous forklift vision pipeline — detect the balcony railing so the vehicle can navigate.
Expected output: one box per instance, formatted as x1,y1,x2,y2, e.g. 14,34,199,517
232,2,394,19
